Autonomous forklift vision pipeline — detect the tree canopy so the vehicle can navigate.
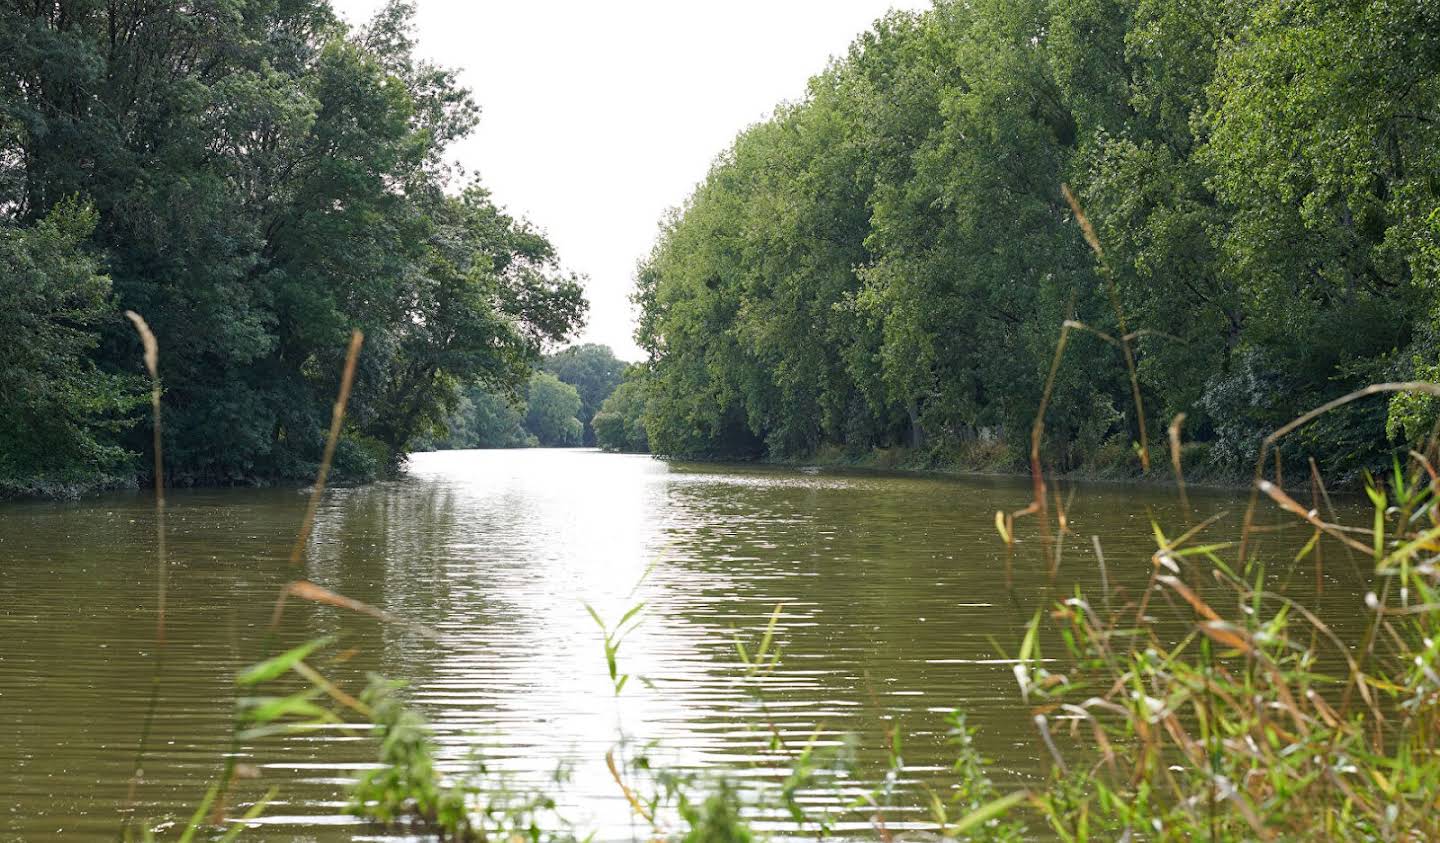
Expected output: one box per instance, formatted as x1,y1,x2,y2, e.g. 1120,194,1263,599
418,345,631,452
542,343,627,444
631,0,1440,482
0,200,141,495
525,372,585,447
0,0,586,495
593,368,651,454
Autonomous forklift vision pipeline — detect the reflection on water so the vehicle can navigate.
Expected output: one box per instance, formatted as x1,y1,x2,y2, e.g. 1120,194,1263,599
0,449,1371,840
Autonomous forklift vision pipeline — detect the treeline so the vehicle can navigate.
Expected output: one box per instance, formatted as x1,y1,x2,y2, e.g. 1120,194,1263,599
0,1,585,497
624,0,1440,481
420,344,628,450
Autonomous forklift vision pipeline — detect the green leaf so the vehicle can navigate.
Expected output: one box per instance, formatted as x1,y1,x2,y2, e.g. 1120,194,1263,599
618,601,646,628
237,636,335,687
238,691,338,726
177,782,220,843
1018,610,1042,664
949,789,1028,835
216,787,278,842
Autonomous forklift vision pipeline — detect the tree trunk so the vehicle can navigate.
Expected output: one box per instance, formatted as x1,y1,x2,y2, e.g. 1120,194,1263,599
907,400,926,450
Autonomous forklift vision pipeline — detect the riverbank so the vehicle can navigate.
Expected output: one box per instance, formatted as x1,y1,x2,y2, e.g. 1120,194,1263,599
0,460,388,503
0,471,139,502
697,439,1265,493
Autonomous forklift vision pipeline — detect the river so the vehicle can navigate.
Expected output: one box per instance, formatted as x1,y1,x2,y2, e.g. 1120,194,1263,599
0,448,1368,840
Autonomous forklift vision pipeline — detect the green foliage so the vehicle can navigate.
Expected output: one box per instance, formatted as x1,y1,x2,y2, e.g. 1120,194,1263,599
525,372,584,447
931,713,1026,841
677,781,752,843
349,676,473,836
634,0,1440,482
419,385,535,450
0,0,585,494
543,343,627,444
584,600,646,696
1390,210,1440,443
333,433,399,481
234,640,578,842
980,448,1440,840
1389,357,1440,443
593,368,651,453
0,200,143,497
420,346,634,452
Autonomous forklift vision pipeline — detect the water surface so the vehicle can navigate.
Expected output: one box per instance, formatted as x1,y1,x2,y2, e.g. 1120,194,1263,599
0,449,1369,840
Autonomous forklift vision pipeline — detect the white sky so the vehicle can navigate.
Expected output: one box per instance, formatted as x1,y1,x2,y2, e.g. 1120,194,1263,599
330,0,930,360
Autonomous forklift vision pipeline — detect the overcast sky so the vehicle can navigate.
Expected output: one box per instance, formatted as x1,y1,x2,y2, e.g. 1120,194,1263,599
329,0,930,360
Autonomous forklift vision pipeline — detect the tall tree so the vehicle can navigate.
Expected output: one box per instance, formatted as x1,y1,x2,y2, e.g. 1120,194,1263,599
0,0,586,491
633,0,1440,483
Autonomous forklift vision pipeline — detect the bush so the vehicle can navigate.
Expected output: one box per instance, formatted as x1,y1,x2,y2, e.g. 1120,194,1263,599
594,377,651,453
0,201,143,494
333,433,395,482
526,372,585,447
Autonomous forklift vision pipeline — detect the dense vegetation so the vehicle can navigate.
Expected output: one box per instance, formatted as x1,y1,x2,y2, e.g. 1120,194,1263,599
629,0,1440,482
593,367,651,453
0,0,585,497
542,343,627,443
420,344,628,450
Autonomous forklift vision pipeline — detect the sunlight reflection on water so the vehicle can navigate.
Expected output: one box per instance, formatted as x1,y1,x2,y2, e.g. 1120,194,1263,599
0,449,1365,840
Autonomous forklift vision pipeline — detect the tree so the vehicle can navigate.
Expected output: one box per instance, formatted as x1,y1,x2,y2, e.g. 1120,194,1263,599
633,0,1440,484
366,185,586,454
524,372,583,447
1200,0,1439,474
543,344,627,444
0,0,586,492
0,201,142,496
593,370,651,453
419,385,534,450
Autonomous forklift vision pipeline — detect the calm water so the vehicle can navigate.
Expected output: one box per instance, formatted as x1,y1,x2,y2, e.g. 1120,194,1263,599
0,449,1371,840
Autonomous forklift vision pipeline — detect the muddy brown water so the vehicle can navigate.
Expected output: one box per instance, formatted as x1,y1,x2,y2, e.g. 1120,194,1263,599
0,449,1372,840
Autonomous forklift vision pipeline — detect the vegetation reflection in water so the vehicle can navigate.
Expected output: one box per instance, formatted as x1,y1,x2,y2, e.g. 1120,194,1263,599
0,443,1383,840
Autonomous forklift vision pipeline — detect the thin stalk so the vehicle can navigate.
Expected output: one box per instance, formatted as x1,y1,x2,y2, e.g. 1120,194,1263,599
120,311,165,835
288,330,365,567
1062,182,1149,473
218,330,365,824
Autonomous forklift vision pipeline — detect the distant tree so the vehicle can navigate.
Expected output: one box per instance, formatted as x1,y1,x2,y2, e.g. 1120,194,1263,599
524,372,583,446
420,384,533,450
466,389,536,448
593,370,651,453
543,344,627,444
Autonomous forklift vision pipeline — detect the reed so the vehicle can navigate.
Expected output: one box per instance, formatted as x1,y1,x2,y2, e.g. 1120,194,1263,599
965,190,1440,841
987,443,1440,840
119,310,166,834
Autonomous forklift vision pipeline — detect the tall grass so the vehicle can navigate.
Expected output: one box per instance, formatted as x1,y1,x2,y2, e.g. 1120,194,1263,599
968,188,1440,841
996,461,1440,839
